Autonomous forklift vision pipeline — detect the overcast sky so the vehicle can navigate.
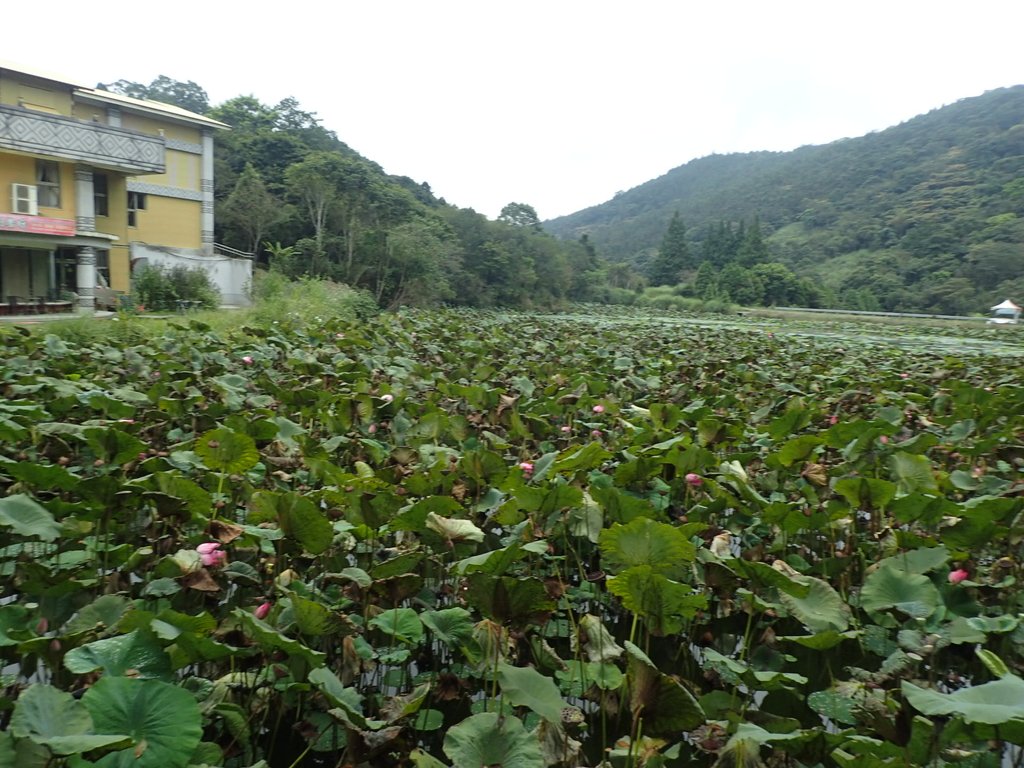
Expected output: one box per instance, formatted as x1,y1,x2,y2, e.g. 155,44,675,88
6,1,1024,220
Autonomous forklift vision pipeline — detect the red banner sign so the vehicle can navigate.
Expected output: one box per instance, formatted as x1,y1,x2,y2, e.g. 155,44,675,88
0,213,76,237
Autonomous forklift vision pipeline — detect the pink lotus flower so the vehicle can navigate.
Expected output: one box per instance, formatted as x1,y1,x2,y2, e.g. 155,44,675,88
948,568,969,585
519,461,534,474
242,355,254,365
899,372,909,379
591,429,602,438
197,541,226,568
255,601,272,620
685,472,703,487
380,393,394,404
592,404,605,414
829,415,838,426
368,423,378,434
560,425,572,433
879,435,889,445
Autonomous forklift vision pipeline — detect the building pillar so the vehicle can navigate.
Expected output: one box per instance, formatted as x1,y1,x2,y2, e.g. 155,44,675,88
106,106,121,128
76,246,96,314
200,128,215,256
75,165,96,232
48,250,56,299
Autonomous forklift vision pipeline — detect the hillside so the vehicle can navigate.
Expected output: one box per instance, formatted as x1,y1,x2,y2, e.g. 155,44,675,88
545,86,1024,313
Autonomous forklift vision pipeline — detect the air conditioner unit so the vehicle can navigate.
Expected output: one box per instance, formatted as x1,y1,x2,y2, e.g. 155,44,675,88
11,183,37,216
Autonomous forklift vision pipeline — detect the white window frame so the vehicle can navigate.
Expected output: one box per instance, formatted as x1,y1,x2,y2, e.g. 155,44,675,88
11,183,38,215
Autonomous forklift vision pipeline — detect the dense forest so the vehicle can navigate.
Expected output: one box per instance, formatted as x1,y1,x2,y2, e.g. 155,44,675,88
546,86,1024,314
99,78,606,310
102,77,1024,314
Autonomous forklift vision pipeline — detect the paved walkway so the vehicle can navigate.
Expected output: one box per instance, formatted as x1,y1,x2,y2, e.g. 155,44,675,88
0,311,115,324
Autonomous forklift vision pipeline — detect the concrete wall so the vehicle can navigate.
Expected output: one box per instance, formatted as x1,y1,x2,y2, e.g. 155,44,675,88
130,243,252,306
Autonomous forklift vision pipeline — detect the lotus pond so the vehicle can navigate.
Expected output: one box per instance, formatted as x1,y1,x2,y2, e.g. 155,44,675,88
0,306,1022,768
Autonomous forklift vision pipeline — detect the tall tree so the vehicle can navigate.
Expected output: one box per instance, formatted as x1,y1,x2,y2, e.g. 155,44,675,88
498,202,542,230
285,152,348,250
97,76,210,115
219,164,282,259
647,212,689,285
736,217,770,266
376,218,457,307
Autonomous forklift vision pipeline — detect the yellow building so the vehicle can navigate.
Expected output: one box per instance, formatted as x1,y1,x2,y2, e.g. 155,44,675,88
0,61,235,313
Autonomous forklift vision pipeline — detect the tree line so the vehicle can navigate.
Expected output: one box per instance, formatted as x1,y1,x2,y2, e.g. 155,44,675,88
546,86,1024,315
102,76,1024,315
100,78,615,310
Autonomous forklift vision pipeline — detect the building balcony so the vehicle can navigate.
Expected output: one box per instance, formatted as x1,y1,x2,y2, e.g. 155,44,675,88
0,103,165,174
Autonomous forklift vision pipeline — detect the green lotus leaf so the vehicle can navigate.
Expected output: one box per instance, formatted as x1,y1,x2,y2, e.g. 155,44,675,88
0,494,61,542
412,709,444,731
554,442,612,473
309,667,367,729
370,551,425,579
84,427,148,466
250,491,333,554
5,461,79,491
902,674,1024,725
463,575,554,627
599,516,695,578
732,559,811,597
966,615,1019,634
424,512,484,543
0,605,33,647
807,687,859,725
775,630,859,650
64,630,172,679
625,641,705,733
452,540,548,576
63,595,131,636
889,452,938,496
443,713,543,768
860,565,940,619
776,434,822,466
231,608,326,669
607,565,706,636
565,491,604,543
82,677,203,768
194,426,259,474
875,545,949,575
777,574,851,632
834,476,897,511
420,607,475,649
976,648,1010,678
10,684,130,754
497,662,566,723
369,607,424,645
391,496,463,531
146,472,213,516
291,593,345,636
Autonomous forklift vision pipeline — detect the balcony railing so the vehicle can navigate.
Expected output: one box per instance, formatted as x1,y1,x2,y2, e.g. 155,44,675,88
0,104,165,174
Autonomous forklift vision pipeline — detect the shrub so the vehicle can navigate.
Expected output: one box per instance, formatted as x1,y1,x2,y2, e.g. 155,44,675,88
249,272,378,329
133,264,219,312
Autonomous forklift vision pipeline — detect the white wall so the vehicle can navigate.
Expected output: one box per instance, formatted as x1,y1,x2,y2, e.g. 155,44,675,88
129,243,251,306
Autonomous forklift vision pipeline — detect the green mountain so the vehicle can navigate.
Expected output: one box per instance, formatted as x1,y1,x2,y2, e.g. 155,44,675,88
545,86,1024,314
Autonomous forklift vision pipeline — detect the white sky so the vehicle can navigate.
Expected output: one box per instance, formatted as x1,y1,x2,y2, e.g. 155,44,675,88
6,0,1024,220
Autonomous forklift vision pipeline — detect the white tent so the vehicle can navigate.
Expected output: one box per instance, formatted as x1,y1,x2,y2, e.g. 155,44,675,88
988,299,1021,324
990,299,1022,312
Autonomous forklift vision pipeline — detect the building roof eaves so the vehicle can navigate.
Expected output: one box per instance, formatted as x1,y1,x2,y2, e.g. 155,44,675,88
73,89,229,130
